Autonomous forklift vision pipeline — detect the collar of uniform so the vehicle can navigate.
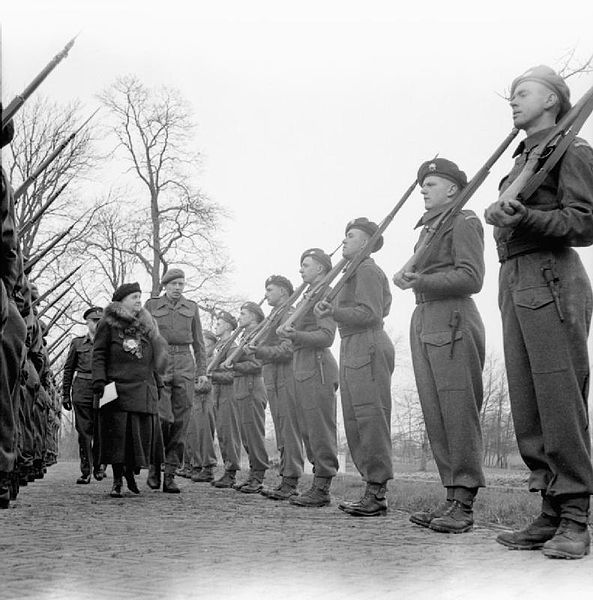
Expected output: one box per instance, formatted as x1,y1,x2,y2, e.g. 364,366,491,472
415,203,450,229
512,126,556,158
163,294,187,308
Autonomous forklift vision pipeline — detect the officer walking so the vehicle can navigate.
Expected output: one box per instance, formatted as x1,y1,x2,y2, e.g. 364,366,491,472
145,268,208,493
316,218,394,516
277,248,340,507
394,159,486,533
485,65,593,559
62,306,105,484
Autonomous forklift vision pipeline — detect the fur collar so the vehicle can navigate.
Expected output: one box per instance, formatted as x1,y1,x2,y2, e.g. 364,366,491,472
103,302,157,336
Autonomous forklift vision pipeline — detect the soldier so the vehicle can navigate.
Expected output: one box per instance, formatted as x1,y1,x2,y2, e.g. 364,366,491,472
224,302,269,493
144,268,208,493
277,248,339,507
252,275,304,501
393,159,486,533
62,306,104,484
484,66,593,559
316,218,394,516
210,310,242,489
186,329,217,482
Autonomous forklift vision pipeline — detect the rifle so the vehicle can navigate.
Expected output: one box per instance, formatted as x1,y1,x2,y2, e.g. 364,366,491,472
46,323,75,354
14,108,99,202
24,223,75,274
224,283,307,366
43,299,73,333
19,182,69,234
2,35,77,127
37,284,74,320
398,129,519,275
32,265,81,308
497,81,593,208
322,176,420,305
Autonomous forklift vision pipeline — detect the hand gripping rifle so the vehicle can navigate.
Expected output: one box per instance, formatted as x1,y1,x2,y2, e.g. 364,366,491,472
206,297,266,374
2,35,78,128
496,81,593,208
14,108,100,202
319,177,420,306
397,129,519,275
224,282,308,366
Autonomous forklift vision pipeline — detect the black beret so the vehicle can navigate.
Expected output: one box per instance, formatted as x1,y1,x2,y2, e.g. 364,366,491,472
83,306,103,320
241,301,265,323
300,248,332,272
265,275,294,296
161,268,185,286
218,309,238,330
510,65,571,120
345,217,384,253
112,282,141,302
203,329,217,343
417,158,467,189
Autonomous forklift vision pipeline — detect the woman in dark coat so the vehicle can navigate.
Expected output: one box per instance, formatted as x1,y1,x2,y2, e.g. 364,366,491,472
92,283,168,498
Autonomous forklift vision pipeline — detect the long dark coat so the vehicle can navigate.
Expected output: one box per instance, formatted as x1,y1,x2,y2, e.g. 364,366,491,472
92,302,168,467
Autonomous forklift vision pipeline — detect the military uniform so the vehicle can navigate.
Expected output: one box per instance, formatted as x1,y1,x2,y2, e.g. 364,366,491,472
410,207,486,497
495,130,593,522
333,257,394,486
145,293,206,480
63,333,100,479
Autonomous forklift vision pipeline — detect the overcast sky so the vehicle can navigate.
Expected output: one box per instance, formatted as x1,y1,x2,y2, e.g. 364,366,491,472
3,0,593,360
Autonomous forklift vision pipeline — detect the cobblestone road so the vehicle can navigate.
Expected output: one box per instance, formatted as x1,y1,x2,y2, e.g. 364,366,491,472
1,462,592,600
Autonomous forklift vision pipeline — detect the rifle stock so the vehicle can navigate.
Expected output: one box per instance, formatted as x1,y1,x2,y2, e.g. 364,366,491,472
400,128,519,274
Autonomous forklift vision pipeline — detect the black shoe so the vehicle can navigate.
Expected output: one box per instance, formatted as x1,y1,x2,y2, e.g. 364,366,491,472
410,500,453,528
212,471,236,488
429,500,474,533
76,474,91,485
110,479,123,498
147,465,161,489
542,519,591,559
93,467,106,481
192,467,214,483
125,474,140,494
0,487,9,509
496,513,560,550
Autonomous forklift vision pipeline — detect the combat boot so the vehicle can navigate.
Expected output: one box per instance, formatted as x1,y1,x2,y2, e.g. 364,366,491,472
290,476,332,507
178,465,192,479
264,476,299,500
146,464,161,489
239,470,265,494
125,472,140,494
212,470,237,488
339,483,388,517
93,465,106,481
542,519,591,559
163,473,181,493
0,475,10,509
496,513,560,550
76,474,91,484
410,499,453,528
429,500,473,533
192,466,214,483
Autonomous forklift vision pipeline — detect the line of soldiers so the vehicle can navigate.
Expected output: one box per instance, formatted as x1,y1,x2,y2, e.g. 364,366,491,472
3,63,593,563
1,119,63,509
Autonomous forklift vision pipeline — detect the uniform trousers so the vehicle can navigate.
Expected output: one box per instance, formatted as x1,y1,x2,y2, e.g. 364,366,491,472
499,248,593,522
159,349,195,474
213,383,241,471
411,297,486,493
185,391,217,468
72,377,101,476
263,362,304,478
234,375,269,472
340,328,394,484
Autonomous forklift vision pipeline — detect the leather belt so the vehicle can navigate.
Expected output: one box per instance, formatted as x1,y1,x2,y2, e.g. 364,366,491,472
75,372,93,380
168,343,191,353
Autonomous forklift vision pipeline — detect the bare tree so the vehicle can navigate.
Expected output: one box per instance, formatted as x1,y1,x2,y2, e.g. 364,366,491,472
98,75,228,298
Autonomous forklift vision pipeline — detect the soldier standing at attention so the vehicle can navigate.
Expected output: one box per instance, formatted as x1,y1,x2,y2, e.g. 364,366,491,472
393,159,486,533
253,276,304,501
210,310,242,489
277,248,339,507
316,218,394,516
145,268,208,493
62,306,105,484
485,66,593,559
224,302,269,493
